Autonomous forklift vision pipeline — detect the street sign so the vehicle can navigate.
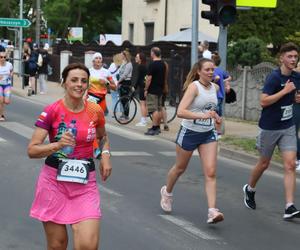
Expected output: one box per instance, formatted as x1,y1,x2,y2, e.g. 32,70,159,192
0,18,31,28
237,0,277,8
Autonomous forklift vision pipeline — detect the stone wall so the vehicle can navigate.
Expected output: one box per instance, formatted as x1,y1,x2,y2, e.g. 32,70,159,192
225,62,276,121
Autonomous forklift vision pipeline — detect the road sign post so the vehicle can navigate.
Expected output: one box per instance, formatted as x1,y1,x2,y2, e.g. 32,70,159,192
0,18,31,28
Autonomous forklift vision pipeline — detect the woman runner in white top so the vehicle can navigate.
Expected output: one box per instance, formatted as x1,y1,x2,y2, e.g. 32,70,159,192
160,58,224,224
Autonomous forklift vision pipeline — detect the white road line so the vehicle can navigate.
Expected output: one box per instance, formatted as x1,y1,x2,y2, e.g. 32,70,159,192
159,215,220,241
98,184,123,197
159,151,199,157
0,136,6,142
106,124,155,141
0,122,34,139
111,151,152,156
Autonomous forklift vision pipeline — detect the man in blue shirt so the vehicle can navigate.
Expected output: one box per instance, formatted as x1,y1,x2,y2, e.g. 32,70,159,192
243,42,300,220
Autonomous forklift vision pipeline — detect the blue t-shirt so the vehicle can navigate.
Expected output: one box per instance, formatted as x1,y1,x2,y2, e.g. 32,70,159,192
213,67,229,99
259,68,300,130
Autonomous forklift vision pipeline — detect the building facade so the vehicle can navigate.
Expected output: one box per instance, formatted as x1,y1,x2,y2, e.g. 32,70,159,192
122,0,219,45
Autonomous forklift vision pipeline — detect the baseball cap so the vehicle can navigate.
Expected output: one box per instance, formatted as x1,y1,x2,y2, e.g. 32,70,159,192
92,52,102,60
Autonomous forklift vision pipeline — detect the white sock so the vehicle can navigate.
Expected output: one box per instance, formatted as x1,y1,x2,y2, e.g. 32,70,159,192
247,185,256,192
164,188,172,196
286,203,294,209
141,117,147,123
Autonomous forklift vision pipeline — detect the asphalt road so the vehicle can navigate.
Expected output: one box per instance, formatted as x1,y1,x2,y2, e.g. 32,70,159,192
1,95,300,250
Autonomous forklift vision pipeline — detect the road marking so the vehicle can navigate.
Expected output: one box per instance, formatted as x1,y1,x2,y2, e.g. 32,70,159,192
106,124,155,141
159,151,199,157
111,151,152,156
0,122,34,139
0,136,6,142
159,215,220,240
98,184,123,197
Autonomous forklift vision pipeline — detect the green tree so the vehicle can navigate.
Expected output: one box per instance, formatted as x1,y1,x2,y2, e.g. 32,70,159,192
228,0,300,52
227,37,274,68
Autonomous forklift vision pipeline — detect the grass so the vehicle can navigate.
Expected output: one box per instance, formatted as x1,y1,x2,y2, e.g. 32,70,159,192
220,135,282,163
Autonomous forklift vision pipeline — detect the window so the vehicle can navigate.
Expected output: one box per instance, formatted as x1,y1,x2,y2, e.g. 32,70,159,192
129,23,134,43
144,22,154,45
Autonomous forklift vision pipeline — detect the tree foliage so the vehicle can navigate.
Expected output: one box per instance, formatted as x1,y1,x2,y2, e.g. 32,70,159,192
227,37,274,68
0,0,122,42
228,0,300,52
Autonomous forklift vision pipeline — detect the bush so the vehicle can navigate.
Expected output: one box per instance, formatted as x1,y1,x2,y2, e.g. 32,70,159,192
227,37,273,68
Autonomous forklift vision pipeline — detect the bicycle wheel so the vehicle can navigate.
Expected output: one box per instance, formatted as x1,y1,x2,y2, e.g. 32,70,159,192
148,102,178,124
113,96,137,125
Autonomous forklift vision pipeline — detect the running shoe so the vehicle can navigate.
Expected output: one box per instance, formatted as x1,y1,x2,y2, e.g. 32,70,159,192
160,185,173,213
207,208,224,224
243,184,256,209
0,115,5,121
135,121,147,127
283,205,300,220
145,128,160,136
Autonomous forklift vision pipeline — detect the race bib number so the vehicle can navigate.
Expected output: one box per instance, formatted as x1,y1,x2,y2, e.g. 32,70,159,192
193,118,212,127
87,95,101,104
281,105,293,121
57,159,90,184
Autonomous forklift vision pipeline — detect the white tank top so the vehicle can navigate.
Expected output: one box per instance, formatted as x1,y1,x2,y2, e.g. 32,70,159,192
181,80,218,132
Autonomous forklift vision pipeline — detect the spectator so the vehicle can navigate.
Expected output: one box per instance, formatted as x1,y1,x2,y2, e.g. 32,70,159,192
135,52,148,126
37,43,50,94
117,50,133,120
201,40,212,59
144,47,166,136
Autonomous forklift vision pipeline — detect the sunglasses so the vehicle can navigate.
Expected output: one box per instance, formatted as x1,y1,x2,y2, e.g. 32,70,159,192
0,56,6,59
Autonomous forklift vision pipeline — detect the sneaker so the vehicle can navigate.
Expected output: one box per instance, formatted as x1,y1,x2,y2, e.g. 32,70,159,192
207,208,224,224
283,205,300,220
243,184,256,209
144,128,160,136
135,121,147,127
0,115,5,122
164,125,169,131
160,186,173,213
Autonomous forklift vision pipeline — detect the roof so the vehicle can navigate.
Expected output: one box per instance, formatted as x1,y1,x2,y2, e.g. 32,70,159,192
156,28,217,43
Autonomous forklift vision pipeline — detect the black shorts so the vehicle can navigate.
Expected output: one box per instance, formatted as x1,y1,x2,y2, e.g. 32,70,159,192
138,86,146,101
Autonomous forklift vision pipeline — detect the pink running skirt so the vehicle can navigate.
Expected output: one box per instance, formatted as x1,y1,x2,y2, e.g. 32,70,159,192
30,165,101,224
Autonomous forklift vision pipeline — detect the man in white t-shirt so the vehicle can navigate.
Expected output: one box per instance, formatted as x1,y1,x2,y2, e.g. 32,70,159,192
201,40,212,59
0,51,13,121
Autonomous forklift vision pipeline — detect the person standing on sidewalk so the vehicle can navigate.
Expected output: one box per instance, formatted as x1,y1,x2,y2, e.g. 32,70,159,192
116,50,133,121
243,42,300,220
135,52,148,127
0,51,13,121
160,58,224,224
28,63,112,249
37,43,50,95
144,47,165,135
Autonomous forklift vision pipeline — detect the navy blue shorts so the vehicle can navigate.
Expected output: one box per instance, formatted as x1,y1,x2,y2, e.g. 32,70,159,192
176,126,217,151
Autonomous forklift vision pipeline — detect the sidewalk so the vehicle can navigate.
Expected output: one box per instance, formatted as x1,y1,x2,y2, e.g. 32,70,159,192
11,75,276,168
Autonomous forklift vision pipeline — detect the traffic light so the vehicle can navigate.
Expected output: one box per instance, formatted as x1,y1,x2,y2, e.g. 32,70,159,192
201,0,237,26
201,0,219,26
218,0,237,26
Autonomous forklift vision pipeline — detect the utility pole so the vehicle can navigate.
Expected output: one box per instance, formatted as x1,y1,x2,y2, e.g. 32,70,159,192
36,0,41,47
19,0,23,80
191,0,199,67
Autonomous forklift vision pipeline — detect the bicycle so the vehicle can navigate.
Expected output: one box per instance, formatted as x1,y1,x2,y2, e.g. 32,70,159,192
113,86,179,125
113,86,139,125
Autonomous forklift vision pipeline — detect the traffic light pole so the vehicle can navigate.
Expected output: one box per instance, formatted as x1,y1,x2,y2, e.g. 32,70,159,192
218,25,227,70
218,24,228,134
191,0,199,67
